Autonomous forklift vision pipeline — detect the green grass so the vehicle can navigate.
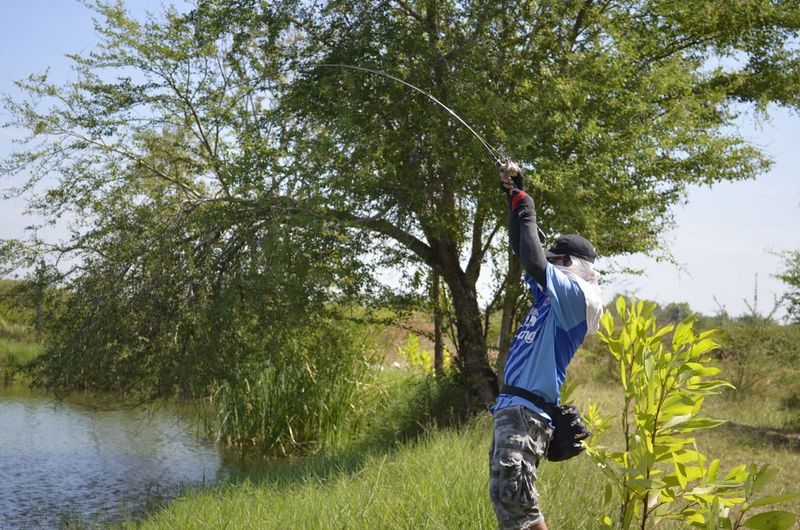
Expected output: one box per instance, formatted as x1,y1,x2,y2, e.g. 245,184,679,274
0,336,42,363
131,413,608,530
130,374,800,530
0,335,43,380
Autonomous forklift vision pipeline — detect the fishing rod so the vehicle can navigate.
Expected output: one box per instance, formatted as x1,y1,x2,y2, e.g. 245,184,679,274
314,63,505,166
311,63,548,243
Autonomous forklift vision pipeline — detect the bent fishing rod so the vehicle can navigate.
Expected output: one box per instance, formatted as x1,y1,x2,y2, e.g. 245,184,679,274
312,63,548,243
315,63,505,166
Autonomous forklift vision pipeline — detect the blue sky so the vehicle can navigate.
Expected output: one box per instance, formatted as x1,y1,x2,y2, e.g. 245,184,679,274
1,1,799,319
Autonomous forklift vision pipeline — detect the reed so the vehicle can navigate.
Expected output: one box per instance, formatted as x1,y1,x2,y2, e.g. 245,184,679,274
213,320,376,455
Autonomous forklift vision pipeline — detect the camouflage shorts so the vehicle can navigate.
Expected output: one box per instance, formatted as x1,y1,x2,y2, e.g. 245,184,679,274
489,406,554,530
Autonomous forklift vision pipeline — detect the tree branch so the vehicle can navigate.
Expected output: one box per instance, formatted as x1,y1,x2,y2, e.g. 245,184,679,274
226,194,440,272
330,208,439,270
639,34,717,66
392,0,425,23
62,130,204,199
568,0,593,52
466,214,501,285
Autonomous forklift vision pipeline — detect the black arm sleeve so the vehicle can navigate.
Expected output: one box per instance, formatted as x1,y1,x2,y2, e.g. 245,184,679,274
509,207,521,258
509,195,548,288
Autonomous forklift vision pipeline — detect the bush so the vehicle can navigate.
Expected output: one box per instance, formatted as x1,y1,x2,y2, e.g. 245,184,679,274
587,297,799,529
214,320,375,455
350,363,474,451
714,320,800,400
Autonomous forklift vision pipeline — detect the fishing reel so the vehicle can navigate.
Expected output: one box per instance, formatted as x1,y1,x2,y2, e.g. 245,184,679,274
497,159,522,179
497,158,524,194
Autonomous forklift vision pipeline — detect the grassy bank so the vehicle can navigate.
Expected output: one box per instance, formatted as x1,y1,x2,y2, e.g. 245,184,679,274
0,280,43,380
132,375,800,529
131,413,607,530
0,324,42,381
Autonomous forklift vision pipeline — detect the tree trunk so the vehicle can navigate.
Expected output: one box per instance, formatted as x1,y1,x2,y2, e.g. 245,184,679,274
496,248,523,387
440,266,499,408
431,271,444,377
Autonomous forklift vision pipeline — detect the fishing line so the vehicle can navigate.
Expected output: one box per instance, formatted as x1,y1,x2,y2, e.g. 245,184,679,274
313,63,505,165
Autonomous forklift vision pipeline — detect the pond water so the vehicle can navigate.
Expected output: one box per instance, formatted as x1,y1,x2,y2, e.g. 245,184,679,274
0,383,227,528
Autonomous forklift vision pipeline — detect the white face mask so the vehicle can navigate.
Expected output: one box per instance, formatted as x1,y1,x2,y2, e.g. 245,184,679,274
554,257,603,334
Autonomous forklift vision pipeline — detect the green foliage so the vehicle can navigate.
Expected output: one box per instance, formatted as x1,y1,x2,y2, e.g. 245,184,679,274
396,334,434,374
353,367,474,447
0,279,47,380
588,296,799,529
1,0,799,407
777,250,800,323
396,333,454,375
714,318,800,400
0,280,37,337
214,321,374,455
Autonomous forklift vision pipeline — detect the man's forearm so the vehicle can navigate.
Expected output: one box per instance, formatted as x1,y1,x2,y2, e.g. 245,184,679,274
509,207,521,258
511,192,547,287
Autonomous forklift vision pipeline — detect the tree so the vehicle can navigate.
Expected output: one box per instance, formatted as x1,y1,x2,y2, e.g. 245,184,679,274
777,250,800,323
3,0,800,408
283,0,800,404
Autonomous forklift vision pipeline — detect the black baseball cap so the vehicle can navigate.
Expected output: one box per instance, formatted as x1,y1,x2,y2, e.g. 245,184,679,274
546,234,597,263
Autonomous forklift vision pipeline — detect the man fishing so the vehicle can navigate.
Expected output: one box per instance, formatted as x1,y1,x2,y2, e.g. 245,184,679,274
489,162,603,530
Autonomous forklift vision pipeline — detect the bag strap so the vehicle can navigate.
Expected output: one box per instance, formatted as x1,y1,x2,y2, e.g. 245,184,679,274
500,385,559,418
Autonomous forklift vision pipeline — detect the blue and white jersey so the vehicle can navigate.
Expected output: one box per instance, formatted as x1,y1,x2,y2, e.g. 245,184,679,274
492,263,588,423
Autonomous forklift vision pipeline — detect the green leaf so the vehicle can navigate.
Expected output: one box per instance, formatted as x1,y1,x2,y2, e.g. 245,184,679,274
683,362,720,377
674,459,688,489
601,311,614,336
652,323,675,340
698,329,717,341
707,497,721,530
661,394,696,416
619,358,628,390
689,338,718,356
687,380,736,392
707,459,720,481
672,319,695,350
660,414,693,430
752,465,779,493
644,351,655,382
616,296,627,318
751,493,800,508
603,484,613,506
685,512,706,526
671,418,726,432
742,511,798,529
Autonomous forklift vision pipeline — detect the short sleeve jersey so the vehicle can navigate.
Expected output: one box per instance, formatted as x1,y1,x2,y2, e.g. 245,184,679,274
491,263,588,421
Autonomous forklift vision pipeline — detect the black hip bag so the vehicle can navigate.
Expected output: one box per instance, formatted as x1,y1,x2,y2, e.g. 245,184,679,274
501,385,592,462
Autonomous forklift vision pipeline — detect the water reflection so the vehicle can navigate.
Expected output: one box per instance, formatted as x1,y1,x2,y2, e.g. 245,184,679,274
0,383,225,528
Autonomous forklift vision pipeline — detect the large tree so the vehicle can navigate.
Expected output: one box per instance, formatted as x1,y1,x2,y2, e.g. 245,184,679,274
3,0,799,407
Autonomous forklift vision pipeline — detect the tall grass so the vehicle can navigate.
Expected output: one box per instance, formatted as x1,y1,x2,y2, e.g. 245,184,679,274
213,321,377,455
0,315,34,340
0,316,42,380
0,337,42,365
